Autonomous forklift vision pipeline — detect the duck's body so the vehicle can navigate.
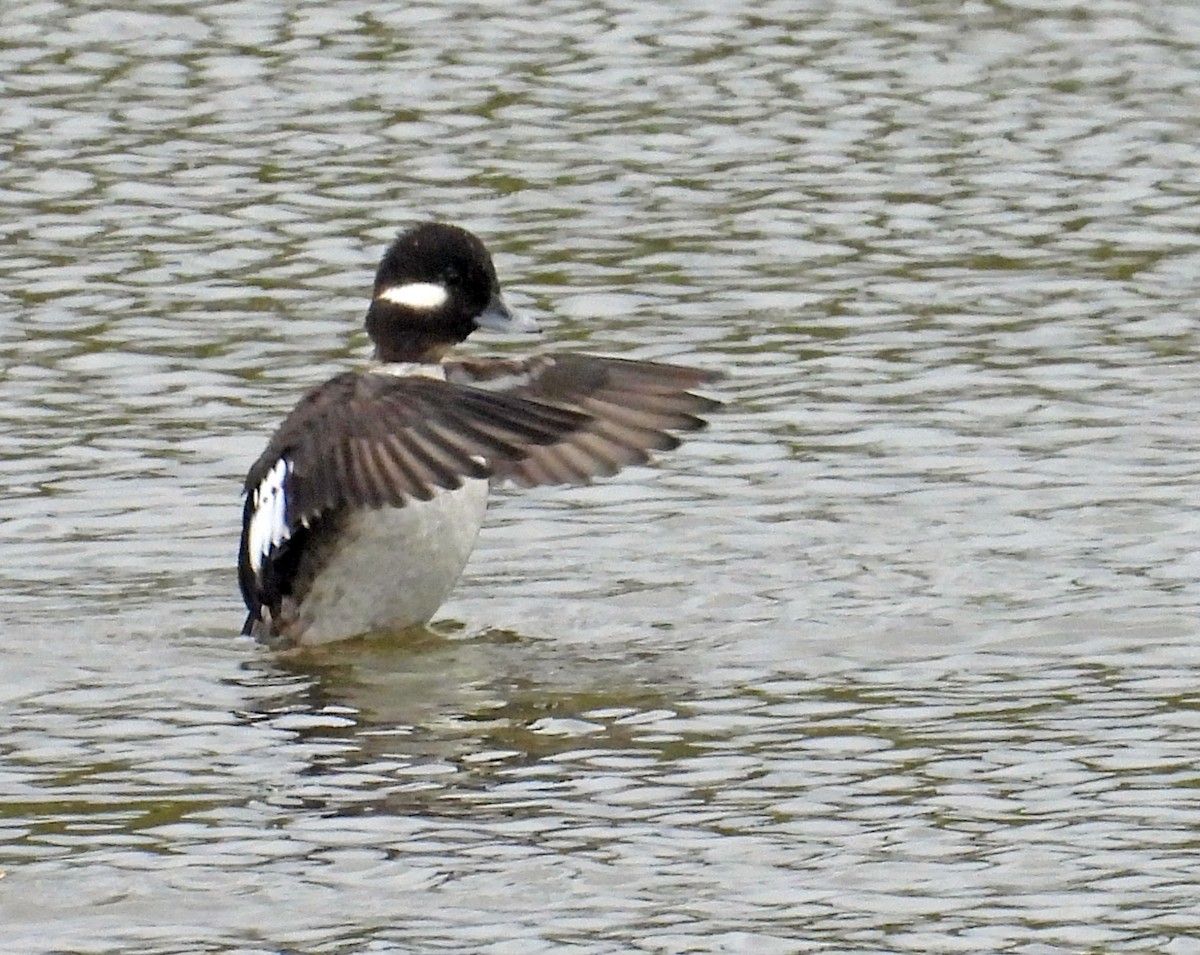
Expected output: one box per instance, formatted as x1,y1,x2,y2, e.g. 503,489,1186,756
238,222,719,648
255,476,490,645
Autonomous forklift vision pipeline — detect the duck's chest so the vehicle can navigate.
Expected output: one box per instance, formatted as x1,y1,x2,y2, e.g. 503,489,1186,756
291,478,490,644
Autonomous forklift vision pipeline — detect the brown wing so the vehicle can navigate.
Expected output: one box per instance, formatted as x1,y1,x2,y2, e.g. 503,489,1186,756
443,353,722,486
238,372,593,627
243,371,590,525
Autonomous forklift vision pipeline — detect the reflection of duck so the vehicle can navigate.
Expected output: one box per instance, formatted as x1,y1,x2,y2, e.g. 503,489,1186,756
238,222,720,648
239,627,691,818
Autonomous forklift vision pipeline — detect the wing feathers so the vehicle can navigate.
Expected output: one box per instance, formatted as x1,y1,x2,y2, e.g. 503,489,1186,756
240,370,599,545
380,432,437,501
404,429,468,491
445,353,720,489
239,357,721,623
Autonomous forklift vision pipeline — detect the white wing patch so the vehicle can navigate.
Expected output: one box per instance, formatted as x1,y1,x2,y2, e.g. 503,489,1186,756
247,457,291,574
377,282,449,310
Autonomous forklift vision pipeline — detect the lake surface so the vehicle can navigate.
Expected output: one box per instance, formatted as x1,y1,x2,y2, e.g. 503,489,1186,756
3,0,1200,952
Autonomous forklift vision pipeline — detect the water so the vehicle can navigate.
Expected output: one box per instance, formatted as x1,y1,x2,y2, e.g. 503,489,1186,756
3,0,1200,951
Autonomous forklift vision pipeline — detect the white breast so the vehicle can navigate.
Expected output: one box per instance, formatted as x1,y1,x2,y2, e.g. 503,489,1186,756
292,478,490,645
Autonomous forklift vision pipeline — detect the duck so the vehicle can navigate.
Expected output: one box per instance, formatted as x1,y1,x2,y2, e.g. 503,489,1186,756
238,222,720,648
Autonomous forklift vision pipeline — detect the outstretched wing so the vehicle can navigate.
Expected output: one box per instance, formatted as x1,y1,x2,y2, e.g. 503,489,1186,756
238,371,590,628
443,352,722,486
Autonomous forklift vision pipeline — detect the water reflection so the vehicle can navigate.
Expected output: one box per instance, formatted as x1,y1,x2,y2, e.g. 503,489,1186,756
3,609,1198,952
242,628,693,793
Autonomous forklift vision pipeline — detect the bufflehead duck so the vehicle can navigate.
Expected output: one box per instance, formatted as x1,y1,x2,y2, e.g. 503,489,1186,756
239,222,720,648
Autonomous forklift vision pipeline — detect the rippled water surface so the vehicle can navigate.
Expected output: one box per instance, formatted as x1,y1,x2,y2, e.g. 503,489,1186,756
3,0,1200,952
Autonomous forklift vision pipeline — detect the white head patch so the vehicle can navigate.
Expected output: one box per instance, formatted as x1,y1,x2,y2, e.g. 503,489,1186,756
247,457,291,574
377,282,449,310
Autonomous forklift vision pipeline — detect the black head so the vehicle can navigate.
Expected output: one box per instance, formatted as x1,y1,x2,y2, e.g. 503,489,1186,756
364,222,535,363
